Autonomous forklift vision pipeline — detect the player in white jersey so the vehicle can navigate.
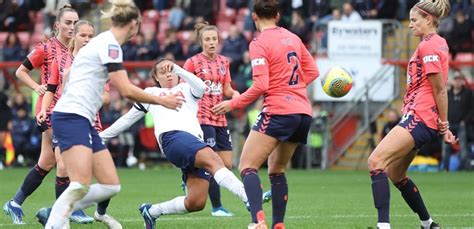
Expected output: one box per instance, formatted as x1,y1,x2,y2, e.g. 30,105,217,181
39,1,184,228
100,59,248,229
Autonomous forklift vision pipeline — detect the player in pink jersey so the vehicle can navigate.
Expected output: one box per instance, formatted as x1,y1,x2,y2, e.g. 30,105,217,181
213,0,319,228
183,21,240,217
367,1,456,229
3,5,94,225
36,20,122,228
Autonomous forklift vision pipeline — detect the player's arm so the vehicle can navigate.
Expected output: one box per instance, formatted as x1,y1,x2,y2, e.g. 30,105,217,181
223,83,240,99
107,67,184,109
37,58,60,123
99,103,147,141
173,64,206,98
300,44,320,84
102,83,111,105
15,46,46,95
428,72,457,143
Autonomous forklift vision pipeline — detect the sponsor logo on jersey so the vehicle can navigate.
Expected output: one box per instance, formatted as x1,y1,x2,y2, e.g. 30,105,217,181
204,80,223,95
422,55,439,64
251,58,265,67
108,44,120,59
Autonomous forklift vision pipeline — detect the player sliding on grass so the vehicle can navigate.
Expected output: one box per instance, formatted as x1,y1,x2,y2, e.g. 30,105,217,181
99,59,249,229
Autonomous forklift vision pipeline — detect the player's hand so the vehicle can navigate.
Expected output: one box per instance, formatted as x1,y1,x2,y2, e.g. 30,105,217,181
232,90,240,99
36,110,47,125
160,61,174,73
442,129,458,145
35,84,47,96
437,118,449,135
156,93,185,111
212,100,232,115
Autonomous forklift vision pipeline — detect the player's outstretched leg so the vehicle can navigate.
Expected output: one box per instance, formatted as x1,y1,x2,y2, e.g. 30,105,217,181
55,176,95,224
94,199,122,229
209,177,233,217
394,177,440,229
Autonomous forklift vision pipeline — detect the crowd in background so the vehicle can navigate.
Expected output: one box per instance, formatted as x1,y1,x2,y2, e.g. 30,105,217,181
0,0,473,169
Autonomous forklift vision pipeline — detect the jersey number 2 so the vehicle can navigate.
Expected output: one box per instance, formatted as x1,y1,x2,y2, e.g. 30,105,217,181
286,51,299,86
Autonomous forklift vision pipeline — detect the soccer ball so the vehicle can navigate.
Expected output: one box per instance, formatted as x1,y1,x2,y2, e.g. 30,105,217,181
321,66,353,98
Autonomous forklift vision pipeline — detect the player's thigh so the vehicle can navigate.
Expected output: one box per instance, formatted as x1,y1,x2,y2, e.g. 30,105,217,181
386,149,418,183
368,126,415,170
267,141,299,174
238,130,279,172
37,129,56,170
185,173,209,212
217,150,233,169
194,147,225,174
92,149,120,185
62,145,93,185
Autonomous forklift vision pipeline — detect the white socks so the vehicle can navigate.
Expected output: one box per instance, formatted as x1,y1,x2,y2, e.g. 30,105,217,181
74,184,121,211
149,196,188,217
421,218,434,229
46,182,89,228
213,168,248,203
377,222,390,229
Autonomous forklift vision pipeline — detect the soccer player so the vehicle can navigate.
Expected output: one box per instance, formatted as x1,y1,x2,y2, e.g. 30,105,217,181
183,21,240,217
4,4,94,225
99,59,248,229
39,0,184,228
367,1,456,229
36,20,122,229
212,0,320,228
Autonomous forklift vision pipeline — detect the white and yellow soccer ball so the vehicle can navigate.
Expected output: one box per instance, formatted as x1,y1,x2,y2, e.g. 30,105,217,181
321,66,353,98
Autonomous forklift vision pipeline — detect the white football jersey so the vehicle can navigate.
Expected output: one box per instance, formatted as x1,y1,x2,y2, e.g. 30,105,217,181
54,31,122,125
143,84,203,140
100,83,203,143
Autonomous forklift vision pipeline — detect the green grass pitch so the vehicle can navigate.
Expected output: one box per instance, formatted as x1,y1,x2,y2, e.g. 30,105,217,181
1,168,473,228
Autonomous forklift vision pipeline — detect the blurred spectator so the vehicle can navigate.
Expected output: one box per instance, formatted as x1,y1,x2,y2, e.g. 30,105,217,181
367,0,399,19
277,0,292,28
153,0,169,11
122,40,138,61
0,90,12,168
42,0,70,36
189,0,215,24
221,25,248,76
11,93,30,116
2,32,27,61
448,10,472,59
243,0,256,32
226,0,248,10
69,0,90,17
162,28,185,60
101,100,125,127
381,108,400,140
450,0,470,17
442,73,472,171
397,0,418,20
319,8,342,49
341,2,362,21
0,0,31,31
136,31,160,61
186,31,202,58
289,10,312,44
351,0,369,18
309,0,332,23
168,2,186,29
11,107,35,163
234,51,252,93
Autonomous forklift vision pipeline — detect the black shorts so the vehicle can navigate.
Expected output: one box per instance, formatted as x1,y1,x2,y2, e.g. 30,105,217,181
252,112,312,144
398,113,438,149
201,125,232,151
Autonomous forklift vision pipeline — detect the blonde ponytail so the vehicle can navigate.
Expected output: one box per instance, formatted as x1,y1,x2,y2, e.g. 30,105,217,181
414,0,451,27
102,0,140,27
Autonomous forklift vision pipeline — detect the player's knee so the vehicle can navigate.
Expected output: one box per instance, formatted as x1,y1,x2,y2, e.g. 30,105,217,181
38,157,56,171
367,153,383,170
185,198,206,212
239,167,258,178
